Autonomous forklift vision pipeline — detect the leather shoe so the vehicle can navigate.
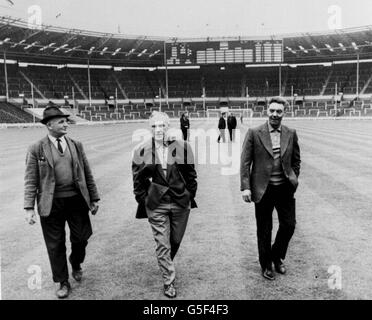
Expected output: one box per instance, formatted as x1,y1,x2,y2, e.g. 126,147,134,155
262,268,275,280
56,281,70,299
164,282,177,298
274,260,286,274
72,268,83,282
69,256,83,281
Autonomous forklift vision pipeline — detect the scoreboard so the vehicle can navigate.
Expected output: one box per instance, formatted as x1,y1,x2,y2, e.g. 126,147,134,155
166,39,283,65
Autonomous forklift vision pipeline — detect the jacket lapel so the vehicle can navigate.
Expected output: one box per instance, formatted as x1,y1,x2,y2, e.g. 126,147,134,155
65,136,78,165
258,123,274,158
65,136,80,182
280,125,290,156
157,164,167,182
41,136,54,168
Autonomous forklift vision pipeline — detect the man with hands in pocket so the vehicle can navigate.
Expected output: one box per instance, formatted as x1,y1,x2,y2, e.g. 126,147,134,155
240,96,301,281
24,104,100,298
132,111,197,298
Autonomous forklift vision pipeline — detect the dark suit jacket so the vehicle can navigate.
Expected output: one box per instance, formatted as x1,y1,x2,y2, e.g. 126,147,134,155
180,117,190,130
218,117,227,129
24,136,100,217
240,122,301,203
227,115,237,129
132,138,197,219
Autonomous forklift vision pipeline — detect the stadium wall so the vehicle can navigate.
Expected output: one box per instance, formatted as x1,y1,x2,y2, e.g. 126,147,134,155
8,94,372,107
2,116,372,129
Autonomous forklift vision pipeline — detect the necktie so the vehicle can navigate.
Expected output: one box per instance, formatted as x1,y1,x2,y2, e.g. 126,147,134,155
56,138,63,153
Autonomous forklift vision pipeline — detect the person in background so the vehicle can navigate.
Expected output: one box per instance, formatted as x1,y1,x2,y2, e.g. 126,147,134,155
180,112,190,141
217,112,227,143
227,113,237,142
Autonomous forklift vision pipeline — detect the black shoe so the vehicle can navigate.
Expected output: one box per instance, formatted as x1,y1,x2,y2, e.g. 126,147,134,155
274,260,286,274
164,282,177,298
262,268,275,280
72,268,83,282
69,256,83,282
56,281,71,299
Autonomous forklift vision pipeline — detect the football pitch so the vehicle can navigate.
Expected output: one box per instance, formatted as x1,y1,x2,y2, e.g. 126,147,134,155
1,118,372,300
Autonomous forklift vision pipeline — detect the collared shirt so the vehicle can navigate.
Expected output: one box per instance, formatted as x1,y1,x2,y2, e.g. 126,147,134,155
268,122,281,150
267,122,286,185
155,141,168,174
48,135,67,152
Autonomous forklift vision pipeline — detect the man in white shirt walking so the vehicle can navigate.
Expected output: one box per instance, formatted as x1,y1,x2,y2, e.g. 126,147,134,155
132,112,197,298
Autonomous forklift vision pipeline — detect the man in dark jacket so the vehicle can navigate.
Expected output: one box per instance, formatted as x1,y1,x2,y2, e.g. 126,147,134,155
180,112,190,141
217,112,227,143
240,96,301,281
24,104,100,298
227,113,237,142
132,111,197,298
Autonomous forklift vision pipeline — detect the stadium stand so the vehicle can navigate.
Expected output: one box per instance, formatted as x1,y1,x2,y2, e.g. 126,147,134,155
2,63,371,101
2,62,372,123
0,102,35,123
1,16,372,123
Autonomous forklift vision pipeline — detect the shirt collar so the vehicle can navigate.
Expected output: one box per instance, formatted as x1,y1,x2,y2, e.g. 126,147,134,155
155,139,170,148
267,122,281,133
48,135,66,144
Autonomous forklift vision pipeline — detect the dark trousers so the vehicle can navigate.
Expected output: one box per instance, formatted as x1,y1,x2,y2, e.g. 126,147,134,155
228,128,236,141
181,128,189,141
254,182,296,270
40,194,92,283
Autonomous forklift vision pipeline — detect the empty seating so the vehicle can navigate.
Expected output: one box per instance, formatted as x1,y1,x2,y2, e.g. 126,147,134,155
0,102,35,123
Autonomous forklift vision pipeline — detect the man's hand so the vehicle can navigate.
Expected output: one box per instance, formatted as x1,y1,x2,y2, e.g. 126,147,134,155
90,201,99,215
242,189,252,203
25,209,37,225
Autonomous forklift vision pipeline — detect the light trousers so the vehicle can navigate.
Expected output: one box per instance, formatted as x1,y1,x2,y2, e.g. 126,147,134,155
146,196,190,285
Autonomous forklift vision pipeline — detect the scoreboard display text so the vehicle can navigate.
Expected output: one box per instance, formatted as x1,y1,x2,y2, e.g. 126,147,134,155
166,40,283,65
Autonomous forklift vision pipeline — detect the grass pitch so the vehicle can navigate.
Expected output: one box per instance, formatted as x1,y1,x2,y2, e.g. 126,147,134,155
1,118,372,299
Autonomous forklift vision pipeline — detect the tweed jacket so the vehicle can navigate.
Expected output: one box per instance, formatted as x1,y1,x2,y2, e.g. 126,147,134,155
24,136,100,217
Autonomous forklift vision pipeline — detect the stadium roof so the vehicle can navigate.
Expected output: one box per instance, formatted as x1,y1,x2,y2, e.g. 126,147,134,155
0,16,166,66
283,26,372,63
1,16,372,66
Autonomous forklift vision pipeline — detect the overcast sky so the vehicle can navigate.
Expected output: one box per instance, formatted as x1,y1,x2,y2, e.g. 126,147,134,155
1,0,372,38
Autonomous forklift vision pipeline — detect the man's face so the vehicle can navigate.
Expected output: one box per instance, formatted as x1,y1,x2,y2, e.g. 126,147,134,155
268,102,284,128
47,117,69,137
152,121,168,141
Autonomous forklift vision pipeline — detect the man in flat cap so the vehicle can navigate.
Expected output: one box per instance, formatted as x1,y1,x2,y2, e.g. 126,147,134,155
132,111,197,298
24,104,100,298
